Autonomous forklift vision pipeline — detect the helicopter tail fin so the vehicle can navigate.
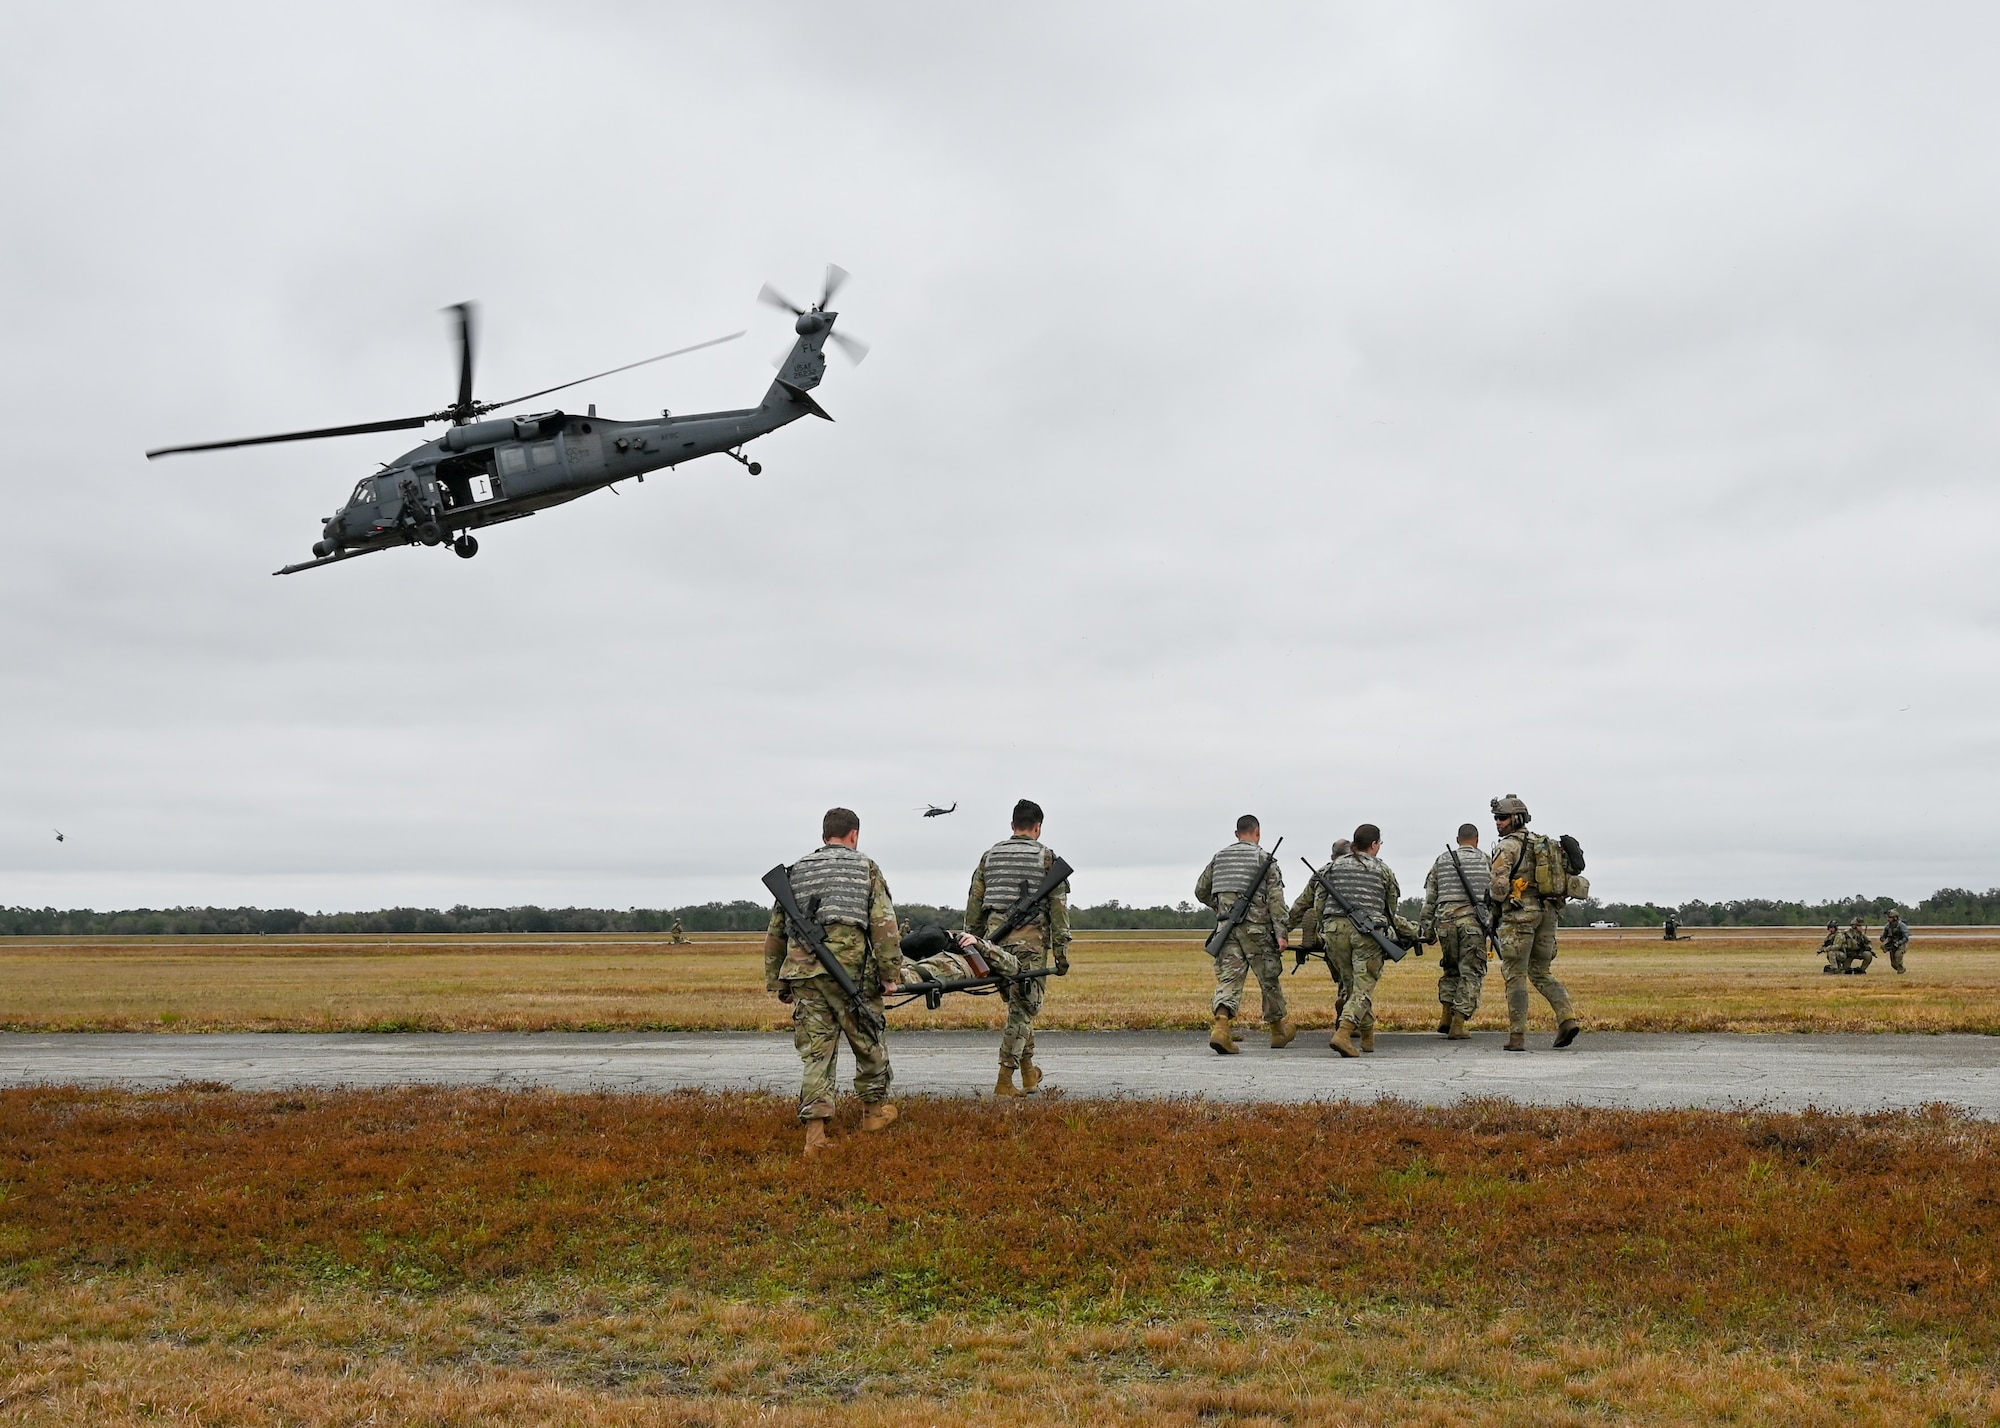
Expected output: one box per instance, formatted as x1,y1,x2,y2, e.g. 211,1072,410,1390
758,322,835,421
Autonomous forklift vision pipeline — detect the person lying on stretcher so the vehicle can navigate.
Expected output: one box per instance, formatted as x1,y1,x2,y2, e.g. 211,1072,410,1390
890,923,1020,992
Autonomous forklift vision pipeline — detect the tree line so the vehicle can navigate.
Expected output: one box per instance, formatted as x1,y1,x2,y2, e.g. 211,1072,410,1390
2,887,1997,937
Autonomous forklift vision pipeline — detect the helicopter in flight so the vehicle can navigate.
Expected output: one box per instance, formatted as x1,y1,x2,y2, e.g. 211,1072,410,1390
146,267,867,575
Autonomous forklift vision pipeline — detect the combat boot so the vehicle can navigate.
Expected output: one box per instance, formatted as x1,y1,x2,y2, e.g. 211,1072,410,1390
1270,1017,1296,1049
1209,1014,1240,1055
1020,1055,1044,1092
861,1102,899,1132
1554,1020,1581,1049
1447,1012,1469,1041
802,1119,830,1156
1360,1028,1376,1054
1504,1032,1526,1052
994,1066,1025,1097
1436,1007,1454,1035
1331,1024,1360,1058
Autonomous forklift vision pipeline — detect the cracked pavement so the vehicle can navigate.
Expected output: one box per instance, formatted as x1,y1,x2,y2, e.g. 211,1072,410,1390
3,1029,1998,1115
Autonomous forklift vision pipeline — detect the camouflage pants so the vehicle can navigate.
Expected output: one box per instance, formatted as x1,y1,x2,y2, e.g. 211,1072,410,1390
1435,915,1489,1019
1211,924,1288,1024
790,974,891,1122
997,931,1049,1069
1887,938,1907,973
1324,919,1385,1032
1497,906,1574,1035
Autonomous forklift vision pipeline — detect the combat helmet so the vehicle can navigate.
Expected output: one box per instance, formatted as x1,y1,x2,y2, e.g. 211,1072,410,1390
1490,794,1531,823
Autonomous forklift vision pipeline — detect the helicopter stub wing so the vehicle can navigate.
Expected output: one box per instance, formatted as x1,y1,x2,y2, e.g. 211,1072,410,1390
273,545,395,577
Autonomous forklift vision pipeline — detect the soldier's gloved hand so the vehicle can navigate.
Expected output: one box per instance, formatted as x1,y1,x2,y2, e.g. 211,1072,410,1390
775,985,794,1004
1054,945,1070,975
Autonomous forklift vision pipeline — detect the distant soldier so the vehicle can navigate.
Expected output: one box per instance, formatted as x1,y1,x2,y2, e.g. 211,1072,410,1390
1196,815,1292,1054
1420,824,1493,1040
967,799,1070,1097
762,807,901,1156
1289,838,1351,1019
1488,795,1582,1052
1819,920,1841,973
669,916,687,945
1662,910,1680,942
1882,911,1910,975
1835,917,1875,974
1321,824,1413,1058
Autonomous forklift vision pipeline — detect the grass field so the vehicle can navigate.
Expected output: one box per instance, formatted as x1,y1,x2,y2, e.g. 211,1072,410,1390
0,928,1994,1034
2,1086,1998,1424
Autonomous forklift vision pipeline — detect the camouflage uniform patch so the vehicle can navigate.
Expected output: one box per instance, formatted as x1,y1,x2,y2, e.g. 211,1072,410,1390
790,964,891,1121
1210,922,1289,1024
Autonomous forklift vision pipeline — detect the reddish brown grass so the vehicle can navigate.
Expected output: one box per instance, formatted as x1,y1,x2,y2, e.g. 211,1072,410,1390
5,1090,2000,1423
2,1088,1996,1340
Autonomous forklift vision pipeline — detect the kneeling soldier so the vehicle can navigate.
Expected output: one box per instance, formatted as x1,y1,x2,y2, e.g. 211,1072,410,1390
1836,917,1875,974
762,806,901,1156
1882,911,1910,974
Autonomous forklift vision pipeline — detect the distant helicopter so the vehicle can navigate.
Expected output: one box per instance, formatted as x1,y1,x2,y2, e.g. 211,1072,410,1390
919,803,958,818
53,829,64,843
146,267,867,575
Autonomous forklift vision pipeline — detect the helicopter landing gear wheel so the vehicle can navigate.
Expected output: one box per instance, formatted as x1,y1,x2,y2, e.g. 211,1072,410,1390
453,535,478,559
417,520,443,546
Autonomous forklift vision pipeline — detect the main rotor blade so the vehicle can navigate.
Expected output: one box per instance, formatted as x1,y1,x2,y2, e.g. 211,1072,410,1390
448,301,476,415
757,283,805,316
146,413,439,459
820,263,849,308
478,330,746,413
828,329,870,365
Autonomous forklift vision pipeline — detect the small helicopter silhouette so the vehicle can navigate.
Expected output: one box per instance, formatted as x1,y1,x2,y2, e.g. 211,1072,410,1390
147,266,867,575
53,829,64,842
918,803,958,819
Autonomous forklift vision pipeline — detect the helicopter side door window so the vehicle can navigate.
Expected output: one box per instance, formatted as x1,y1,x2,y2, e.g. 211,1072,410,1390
530,442,559,469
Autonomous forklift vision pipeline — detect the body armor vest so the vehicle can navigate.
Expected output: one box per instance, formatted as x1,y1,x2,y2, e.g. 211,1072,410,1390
1324,852,1390,922
1208,839,1272,910
980,836,1050,913
1431,847,1492,910
789,844,872,929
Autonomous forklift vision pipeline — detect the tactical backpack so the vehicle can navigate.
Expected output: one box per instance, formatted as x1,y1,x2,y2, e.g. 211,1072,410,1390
1517,832,1590,904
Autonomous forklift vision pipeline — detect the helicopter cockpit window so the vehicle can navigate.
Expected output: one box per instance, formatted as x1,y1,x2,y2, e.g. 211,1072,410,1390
349,481,376,505
498,446,527,475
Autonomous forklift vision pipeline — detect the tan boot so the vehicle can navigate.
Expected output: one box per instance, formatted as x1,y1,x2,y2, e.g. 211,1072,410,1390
1447,1012,1469,1041
802,1119,830,1156
1553,1020,1581,1049
1437,1007,1454,1035
861,1102,899,1132
1504,1032,1526,1052
1209,1013,1240,1055
1020,1056,1044,1092
994,1066,1025,1097
1331,1024,1360,1058
1360,1028,1375,1053
1270,1017,1296,1049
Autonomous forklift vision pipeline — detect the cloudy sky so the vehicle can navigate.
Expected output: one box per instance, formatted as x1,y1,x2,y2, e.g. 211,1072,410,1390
3,2,1996,913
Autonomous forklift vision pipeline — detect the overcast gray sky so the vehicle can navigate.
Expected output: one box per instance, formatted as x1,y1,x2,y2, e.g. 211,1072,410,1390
3,2,1997,913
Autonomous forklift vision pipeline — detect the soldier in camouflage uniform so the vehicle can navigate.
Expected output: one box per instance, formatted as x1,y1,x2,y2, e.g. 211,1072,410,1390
1835,917,1875,974
1289,838,1351,1019
967,799,1070,1097
1321,824,1413,1058
1488,795,1580,1051
1420,823,1493,1040
762,807,902,1156
1196,815,1293,1054
1818,920,1842,972
1882,911,1910,974
669,916,687,945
